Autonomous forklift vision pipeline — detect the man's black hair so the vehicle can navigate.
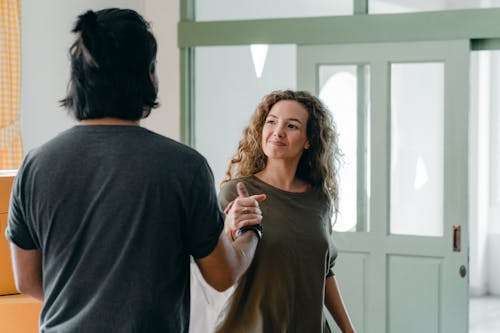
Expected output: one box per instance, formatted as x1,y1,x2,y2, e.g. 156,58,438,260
61,8,158,120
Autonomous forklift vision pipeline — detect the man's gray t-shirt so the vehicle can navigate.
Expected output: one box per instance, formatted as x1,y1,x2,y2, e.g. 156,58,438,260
6,125,224,332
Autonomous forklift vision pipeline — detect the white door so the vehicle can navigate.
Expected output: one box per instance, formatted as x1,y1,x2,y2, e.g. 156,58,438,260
298,41,469,333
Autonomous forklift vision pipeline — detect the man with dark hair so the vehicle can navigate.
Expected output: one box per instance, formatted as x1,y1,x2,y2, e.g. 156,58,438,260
6,8,264,332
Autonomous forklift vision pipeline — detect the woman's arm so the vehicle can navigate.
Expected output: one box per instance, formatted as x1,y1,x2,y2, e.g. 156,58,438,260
324,275,356,333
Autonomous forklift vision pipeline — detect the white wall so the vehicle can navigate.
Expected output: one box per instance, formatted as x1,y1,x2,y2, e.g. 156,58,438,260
142,1,180,140
469,51,500,297
20,0,180,154
486,52,500,295
469,52,490,296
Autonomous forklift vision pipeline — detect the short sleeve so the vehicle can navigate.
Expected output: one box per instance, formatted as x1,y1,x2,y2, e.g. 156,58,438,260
326,206,337,278
326,238,337,278
185,159,225,259
5,167,38,250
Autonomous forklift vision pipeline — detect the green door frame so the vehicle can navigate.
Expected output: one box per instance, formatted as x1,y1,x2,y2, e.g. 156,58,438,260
179,3,500,144
180,1,195,145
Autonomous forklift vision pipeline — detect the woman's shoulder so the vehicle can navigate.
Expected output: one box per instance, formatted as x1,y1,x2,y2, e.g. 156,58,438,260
218,175,255,203
221,175,251,186
219,175,254,194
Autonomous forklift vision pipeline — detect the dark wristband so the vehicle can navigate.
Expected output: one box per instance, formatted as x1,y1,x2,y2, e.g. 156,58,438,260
238,224,263,241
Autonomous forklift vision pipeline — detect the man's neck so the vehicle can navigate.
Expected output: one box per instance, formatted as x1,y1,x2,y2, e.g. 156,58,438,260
79,117,139,126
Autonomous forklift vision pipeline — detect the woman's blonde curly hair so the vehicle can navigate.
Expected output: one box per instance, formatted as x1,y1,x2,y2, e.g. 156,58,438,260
222,90,342,211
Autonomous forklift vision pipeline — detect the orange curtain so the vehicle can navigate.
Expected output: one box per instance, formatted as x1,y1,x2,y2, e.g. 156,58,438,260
0,0,22,170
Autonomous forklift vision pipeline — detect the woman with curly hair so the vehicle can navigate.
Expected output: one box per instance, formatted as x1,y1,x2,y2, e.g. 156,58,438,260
216,90,356,333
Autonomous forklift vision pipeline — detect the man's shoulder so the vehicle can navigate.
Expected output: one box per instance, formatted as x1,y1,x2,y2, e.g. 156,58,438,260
35,125,204,159
133,127,204,160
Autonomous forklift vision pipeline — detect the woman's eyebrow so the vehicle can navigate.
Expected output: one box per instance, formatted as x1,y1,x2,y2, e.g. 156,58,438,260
267,114,303,124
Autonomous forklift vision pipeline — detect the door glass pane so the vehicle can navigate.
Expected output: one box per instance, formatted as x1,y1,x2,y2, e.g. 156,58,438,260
390,63,444,236
195,45,297,188
195,0,352,21
370,0,500,14
318,65,370,232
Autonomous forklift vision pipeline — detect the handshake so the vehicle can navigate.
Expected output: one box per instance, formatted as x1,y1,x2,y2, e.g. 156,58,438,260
223,182,266,242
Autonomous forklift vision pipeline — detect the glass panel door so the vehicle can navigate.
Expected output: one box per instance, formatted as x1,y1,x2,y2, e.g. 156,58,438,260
318,64,371,232
298,40,469,333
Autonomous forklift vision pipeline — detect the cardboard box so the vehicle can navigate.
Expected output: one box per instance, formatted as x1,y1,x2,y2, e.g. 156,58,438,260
0,173,17,295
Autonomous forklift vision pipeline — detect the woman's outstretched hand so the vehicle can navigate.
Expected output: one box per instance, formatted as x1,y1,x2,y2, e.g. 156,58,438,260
224,182,266,241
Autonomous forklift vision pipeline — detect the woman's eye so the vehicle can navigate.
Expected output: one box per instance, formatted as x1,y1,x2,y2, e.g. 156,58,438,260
266,119,275,125
288,124,298,129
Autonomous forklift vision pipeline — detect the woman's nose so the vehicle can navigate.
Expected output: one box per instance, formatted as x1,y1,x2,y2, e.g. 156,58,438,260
273,125,285,137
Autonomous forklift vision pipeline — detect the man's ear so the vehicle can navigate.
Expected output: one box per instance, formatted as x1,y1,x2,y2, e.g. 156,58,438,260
149,60,158,91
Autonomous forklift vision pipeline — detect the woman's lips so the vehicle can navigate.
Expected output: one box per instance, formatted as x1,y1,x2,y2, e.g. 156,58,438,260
268,140,286,146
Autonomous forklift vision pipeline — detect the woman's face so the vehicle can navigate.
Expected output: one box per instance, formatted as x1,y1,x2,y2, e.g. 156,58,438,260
261,100,310,164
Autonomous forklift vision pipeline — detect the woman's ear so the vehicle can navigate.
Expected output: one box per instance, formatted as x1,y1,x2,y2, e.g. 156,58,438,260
304,142,310,150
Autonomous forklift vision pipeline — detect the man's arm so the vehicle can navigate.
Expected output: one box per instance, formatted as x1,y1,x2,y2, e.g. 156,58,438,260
195,182,265,291
9,243,44,301
195,230,258,291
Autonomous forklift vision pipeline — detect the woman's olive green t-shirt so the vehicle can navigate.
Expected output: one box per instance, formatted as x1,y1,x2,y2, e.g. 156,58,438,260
216,175,337,333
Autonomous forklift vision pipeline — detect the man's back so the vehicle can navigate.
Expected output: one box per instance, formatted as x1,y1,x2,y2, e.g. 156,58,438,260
6,9,264,333
7,125,224,332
